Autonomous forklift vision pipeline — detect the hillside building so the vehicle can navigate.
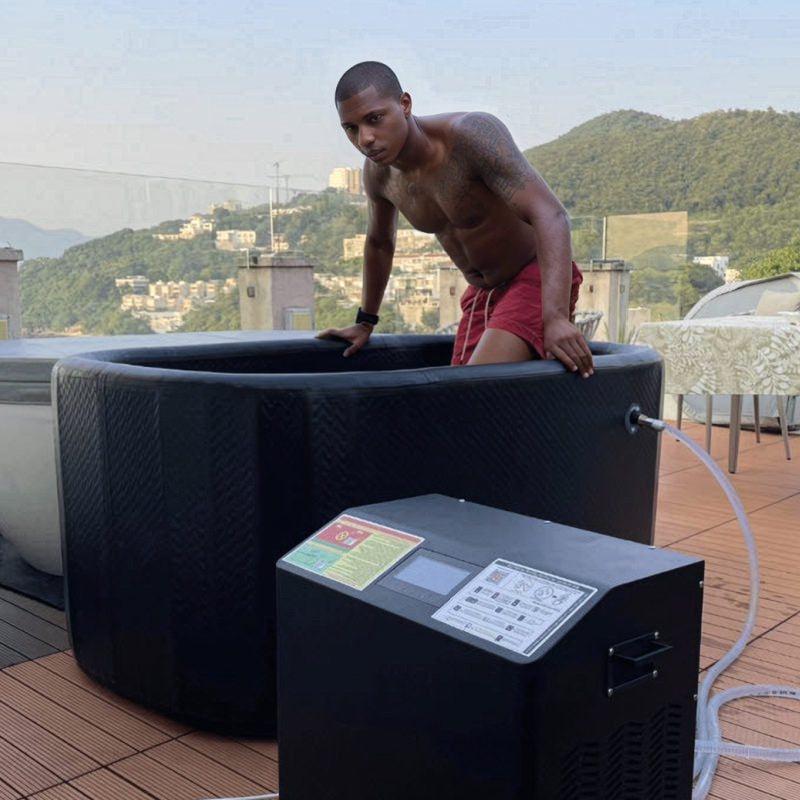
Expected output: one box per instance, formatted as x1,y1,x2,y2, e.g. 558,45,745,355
328,167,362,195
114,275,149,294
118,277,237,333
341,230,438,261
216,229,257,250
178,214,214,239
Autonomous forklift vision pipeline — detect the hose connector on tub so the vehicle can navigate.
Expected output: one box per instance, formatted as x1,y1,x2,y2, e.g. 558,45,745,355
625,403,666,434
637,413,666,432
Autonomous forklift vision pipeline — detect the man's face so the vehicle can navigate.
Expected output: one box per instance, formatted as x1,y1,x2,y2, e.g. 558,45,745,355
337,85,411,166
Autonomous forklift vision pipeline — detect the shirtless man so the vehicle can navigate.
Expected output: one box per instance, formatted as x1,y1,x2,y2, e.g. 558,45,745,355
318,61,593,377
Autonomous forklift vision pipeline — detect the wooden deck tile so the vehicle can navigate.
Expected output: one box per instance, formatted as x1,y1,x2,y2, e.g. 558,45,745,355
0,701,98,780
0,589,66,630
0,672,135,765
0,599,69,651
108,753,212,800
179,731,279,788
68,768,166,800
237,738,279,760
28,785,91,800
0,778,22,800
0,736,61,797
33,651,191,738
0,619,60,664
4,660,174,751
708,771,798,800
658,467,794,515
144,739,274,798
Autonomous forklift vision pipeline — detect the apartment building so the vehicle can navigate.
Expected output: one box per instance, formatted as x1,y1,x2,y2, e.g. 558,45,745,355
329,167,362,195
342,230,439,261
118,277,237,332
319,231,466,331
216,229,257,250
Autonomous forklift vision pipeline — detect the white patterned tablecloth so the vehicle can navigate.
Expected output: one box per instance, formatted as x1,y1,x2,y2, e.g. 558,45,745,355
633,315,800,397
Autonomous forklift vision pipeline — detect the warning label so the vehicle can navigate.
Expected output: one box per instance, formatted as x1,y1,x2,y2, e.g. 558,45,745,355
432,559,597,656
282,514,424,590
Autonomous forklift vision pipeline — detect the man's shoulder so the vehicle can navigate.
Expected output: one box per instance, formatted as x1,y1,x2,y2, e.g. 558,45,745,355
422,111,509,145
452,111,509,136
419,111,472,136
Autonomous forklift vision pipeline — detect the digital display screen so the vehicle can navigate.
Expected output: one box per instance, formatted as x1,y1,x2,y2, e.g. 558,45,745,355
393,554,471,595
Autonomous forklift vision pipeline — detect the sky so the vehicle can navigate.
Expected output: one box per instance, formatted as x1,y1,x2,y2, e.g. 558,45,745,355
3,0,800,204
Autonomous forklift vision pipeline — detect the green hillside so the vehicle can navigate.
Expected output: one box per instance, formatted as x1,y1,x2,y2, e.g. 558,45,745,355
19,191,370,335
553,109,672,142
20,227,240,334
525,107,800,266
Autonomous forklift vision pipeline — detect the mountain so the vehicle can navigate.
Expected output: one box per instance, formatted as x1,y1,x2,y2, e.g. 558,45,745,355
551,109,673,143
524,107,800,267
0,217,91,259
526,108,800,217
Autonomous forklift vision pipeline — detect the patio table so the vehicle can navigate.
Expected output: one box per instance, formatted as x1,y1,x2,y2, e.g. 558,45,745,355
633,314,800,472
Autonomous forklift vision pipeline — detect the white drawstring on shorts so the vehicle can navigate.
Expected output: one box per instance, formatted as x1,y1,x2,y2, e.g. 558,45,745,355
457,287,496,365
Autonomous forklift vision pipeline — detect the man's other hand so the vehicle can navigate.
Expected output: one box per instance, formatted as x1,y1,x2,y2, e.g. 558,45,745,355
543,317,594,378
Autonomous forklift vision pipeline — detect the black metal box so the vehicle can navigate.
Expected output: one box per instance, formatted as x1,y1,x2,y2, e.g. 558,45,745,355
277,494,704,800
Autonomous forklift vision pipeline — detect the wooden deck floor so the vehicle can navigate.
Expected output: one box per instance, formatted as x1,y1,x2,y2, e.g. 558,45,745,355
1,420,798,799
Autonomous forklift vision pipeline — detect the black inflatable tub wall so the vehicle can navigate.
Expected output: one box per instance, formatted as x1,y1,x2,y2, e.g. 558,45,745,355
53,334,662,735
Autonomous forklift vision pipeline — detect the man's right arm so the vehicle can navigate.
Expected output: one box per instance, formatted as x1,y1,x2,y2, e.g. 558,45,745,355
360,191,398,317
316,171,398,356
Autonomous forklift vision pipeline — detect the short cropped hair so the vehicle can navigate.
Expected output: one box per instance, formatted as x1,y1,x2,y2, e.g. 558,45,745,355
335,62,403,105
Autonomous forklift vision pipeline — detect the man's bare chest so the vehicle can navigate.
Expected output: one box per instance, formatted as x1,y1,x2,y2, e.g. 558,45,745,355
383,170,488,235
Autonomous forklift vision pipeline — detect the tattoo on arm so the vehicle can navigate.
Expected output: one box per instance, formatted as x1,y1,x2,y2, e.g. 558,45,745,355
453,113,534,201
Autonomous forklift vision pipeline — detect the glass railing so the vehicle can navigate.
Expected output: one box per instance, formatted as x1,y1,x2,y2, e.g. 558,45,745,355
1,162,729,342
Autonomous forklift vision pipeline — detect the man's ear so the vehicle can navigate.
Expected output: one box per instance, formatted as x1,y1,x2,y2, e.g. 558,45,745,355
399,91,412,117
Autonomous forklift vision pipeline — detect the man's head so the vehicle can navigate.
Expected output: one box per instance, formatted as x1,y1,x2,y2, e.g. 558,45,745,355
335,62,403,105
336,62,412,166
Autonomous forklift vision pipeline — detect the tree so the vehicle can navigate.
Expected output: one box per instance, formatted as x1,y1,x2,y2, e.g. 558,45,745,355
178,291,241,332
376,303,411,334
94,309,152,335
630,267,676,306
739,240,800,280
686,263,724,296
314,292,357,331
420,306,441,332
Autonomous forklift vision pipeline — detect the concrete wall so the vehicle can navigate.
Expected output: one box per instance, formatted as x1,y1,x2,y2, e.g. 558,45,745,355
238,253,315,330
437,267,468,330
575,259,632,343
0,247,23,339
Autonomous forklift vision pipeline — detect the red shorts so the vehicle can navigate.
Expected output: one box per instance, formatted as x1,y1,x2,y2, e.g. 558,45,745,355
451,261,583,365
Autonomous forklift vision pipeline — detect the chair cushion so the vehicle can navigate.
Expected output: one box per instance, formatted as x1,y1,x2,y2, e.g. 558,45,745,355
755,289,800,315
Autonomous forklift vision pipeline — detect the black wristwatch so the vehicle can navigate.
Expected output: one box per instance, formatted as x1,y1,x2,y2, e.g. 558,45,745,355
356,307,380,326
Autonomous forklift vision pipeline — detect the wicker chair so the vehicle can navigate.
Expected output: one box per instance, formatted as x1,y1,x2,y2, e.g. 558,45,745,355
574,309,603,339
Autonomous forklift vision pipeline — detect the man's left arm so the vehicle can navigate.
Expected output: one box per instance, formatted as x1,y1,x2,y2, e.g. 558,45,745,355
456,112,594,377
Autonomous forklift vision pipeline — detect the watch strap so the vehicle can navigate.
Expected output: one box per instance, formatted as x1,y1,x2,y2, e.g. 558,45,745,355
356,307,380,326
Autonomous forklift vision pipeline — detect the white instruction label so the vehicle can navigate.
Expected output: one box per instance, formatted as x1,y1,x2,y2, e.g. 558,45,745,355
432,558,597,656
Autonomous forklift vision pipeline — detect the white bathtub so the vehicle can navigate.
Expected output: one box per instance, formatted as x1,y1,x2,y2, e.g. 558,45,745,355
0,330,309,575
